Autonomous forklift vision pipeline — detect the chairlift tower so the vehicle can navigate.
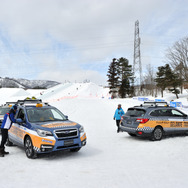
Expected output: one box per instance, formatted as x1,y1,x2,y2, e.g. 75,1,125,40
133,20,142,88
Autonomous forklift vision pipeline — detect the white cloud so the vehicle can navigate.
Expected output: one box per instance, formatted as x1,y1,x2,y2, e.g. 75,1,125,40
0,0,187,84
37,68,106,85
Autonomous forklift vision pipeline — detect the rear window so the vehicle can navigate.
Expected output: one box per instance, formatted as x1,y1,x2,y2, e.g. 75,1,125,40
0,107,10,115
125,108,146,117
150,109,186,117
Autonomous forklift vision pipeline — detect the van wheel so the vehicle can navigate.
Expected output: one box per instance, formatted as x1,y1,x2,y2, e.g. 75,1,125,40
25,137,35,158
151,127,163,141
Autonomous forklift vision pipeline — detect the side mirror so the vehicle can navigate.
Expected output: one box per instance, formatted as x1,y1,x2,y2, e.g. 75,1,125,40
16,118,23,124
65,115,68,120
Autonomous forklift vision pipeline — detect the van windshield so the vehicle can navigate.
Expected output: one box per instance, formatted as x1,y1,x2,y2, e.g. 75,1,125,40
26,107,67,123
125,108,145,117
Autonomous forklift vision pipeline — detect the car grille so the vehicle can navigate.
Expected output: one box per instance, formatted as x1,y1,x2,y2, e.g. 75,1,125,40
54,128,78,139
57,144,79,149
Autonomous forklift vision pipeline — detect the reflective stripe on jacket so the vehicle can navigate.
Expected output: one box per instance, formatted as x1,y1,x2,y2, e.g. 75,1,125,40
1,113,16,129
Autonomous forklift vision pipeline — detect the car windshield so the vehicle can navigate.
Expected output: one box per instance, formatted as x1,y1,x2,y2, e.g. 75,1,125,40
0,107,10,115
26,107,67,123
125,108,145,117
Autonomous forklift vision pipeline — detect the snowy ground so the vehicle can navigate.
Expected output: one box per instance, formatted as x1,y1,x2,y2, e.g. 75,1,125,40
0,83,188,188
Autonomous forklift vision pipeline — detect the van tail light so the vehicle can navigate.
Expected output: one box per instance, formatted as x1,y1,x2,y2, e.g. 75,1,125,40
136,118,149,124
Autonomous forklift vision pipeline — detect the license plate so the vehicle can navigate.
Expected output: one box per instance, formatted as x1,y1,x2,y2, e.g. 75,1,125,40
64,140,74,146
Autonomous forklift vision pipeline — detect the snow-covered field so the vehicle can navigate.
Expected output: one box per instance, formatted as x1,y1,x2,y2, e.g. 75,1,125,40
0,83,188,188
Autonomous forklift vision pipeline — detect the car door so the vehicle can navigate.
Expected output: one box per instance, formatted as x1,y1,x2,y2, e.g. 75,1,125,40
150,108,185,134
168,109,187,134
9,108,27,146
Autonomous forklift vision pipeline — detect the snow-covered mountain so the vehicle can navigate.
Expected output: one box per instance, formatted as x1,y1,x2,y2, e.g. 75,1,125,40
0,77,60,89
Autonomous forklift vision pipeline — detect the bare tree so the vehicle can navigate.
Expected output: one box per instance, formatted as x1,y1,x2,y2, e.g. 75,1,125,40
142,64,156,96
165,36,188,82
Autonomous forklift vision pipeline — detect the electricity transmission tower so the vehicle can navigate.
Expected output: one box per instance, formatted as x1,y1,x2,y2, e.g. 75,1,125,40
133,20,142,88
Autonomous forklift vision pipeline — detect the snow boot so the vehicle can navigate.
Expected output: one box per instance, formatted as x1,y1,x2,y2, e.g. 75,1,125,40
6,139,14,146
2,148,9,155
0,148,4,157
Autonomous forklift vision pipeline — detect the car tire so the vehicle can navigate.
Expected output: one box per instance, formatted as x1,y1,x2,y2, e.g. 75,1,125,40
70,147,81,152
151,127,163,141
24,136,36,158
128,133,137,137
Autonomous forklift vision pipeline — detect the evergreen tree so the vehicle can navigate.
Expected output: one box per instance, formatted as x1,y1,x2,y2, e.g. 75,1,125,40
155,64,183,98
155,64,169,97
119,78,130,98
117,57,134,98
107,58,119,98
166,68,183,99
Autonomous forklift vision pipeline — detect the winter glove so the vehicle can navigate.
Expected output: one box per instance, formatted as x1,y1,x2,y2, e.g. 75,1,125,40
113,117,115,120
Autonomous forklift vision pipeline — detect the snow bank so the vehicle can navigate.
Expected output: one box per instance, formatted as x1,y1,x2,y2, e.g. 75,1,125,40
0,85,188,188
36,82,110,102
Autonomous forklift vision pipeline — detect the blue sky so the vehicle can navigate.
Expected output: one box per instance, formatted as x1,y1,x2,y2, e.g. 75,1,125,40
0,0,188,85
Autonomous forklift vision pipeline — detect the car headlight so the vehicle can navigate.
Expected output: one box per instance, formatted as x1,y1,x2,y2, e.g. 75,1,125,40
36,129,53,137
79,126,84,133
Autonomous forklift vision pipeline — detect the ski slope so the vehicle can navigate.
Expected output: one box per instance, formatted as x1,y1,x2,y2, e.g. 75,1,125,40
0,83,188,188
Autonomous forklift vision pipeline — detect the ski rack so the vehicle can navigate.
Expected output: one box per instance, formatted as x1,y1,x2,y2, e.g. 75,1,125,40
5,102,17,106
23,99,50,107
17,99,42,105
16,99,51,107
140,101,169,107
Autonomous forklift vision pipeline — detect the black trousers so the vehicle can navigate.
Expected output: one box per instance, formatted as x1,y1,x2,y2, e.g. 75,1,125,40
116,120,121,132
0,129,8,149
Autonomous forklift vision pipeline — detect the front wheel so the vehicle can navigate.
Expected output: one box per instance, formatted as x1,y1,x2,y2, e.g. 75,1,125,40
24,136,36,158
151,127,163,141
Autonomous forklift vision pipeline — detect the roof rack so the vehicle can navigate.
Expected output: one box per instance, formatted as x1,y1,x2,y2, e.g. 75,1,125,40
17,99,42,105
16,99,50,107
5,102,17,105
140,101,169,107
